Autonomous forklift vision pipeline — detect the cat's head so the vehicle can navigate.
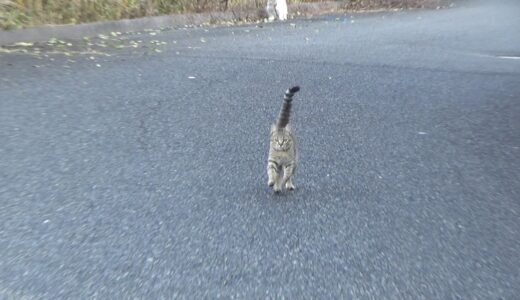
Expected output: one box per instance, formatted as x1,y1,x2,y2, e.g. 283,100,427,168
270,125,293,151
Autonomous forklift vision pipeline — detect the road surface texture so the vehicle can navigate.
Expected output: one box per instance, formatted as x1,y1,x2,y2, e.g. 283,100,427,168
1,0,519,298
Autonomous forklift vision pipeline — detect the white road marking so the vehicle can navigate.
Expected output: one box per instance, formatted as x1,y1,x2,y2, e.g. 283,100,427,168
497,56,520,60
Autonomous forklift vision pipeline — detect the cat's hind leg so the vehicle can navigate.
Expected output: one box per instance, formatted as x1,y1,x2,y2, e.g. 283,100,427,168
275,0,288,21
266,0,276,22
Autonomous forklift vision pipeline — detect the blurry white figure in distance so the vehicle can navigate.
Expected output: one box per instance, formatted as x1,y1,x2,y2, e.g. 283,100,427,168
266,0,288,21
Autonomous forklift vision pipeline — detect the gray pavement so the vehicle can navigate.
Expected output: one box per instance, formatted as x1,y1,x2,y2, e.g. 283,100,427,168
1,0,519,298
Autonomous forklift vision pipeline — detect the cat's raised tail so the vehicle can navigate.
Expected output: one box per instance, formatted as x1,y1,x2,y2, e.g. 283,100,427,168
276,86,300,129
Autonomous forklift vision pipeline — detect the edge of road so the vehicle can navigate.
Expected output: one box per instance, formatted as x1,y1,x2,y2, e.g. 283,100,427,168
0,1,459,46
0,2,341,46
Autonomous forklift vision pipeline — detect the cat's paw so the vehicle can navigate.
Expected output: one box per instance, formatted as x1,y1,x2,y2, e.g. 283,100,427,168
273,185,282,193
285,182,295,191
268,180,275,187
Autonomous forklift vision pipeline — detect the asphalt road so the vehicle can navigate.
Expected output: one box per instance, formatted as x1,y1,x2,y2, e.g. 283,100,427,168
1,0,519,298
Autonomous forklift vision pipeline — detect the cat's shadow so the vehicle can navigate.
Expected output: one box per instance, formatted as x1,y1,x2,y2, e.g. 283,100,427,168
262,184,310,201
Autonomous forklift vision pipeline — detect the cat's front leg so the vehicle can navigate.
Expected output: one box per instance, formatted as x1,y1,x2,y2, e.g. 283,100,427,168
282,163,296,191
285,176,295,191
273,179,283,193
267,161,279,188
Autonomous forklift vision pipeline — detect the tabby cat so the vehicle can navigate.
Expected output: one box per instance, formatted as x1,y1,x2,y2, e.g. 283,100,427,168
267,86,300,193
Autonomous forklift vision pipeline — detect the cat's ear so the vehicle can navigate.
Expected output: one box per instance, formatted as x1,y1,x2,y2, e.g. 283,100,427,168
285,124,292,131
270,124,277,133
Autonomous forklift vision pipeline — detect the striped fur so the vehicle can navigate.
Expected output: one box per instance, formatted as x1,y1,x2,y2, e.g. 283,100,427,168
276,86,299,129
267,86,300,193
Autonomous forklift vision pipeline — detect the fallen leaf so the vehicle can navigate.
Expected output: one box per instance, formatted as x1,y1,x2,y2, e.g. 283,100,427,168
14,42,33,47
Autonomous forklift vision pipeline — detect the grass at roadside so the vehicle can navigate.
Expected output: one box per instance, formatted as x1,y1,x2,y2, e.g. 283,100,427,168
0,0,451,30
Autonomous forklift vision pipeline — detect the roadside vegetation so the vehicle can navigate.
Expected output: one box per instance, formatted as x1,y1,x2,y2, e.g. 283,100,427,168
1,0,449,29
